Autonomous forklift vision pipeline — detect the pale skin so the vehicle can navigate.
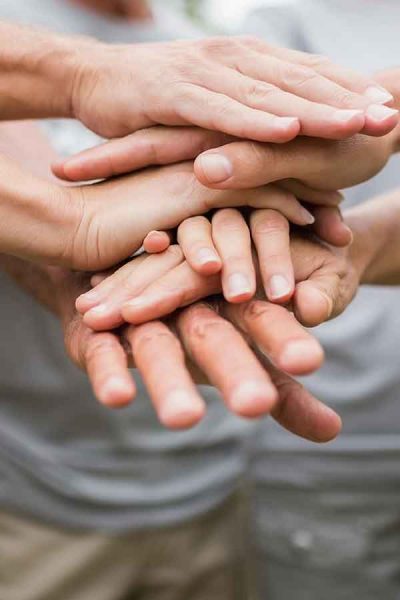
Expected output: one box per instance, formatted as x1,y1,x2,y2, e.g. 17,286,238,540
0,119,342,440
0,17,397,265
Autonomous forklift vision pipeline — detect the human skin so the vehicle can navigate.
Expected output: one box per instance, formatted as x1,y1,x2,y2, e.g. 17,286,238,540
78,188,400,342
0,119,340,438
0,21,397,145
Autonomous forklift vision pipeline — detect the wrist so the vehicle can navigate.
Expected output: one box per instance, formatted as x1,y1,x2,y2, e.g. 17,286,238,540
0,22,96,119
0,155,84,265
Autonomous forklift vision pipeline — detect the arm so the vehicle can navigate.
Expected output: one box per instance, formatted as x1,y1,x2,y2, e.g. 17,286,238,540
1,21,397,143
346,190,400,286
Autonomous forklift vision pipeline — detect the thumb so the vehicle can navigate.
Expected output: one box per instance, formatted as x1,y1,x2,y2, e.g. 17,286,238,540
52,127,231,182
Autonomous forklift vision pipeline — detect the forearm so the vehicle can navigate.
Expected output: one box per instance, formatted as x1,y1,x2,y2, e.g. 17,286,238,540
0,153,79,263
0,254,87,321
0,21,92,119
345,189,400,285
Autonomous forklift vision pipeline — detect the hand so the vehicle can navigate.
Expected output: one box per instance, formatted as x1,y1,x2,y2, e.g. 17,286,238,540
142,204,352,305
76,220,361,334
60,263,340,441
60,162,326,271
65,36,397,158
53,118,398,197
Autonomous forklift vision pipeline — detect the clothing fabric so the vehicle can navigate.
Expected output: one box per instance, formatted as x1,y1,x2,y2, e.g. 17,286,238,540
0,0,254,532
0,493,248,600
242,1,400,597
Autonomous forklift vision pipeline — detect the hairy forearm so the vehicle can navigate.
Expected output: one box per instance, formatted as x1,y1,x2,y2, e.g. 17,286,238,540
0,21,92,119
345,189,400,285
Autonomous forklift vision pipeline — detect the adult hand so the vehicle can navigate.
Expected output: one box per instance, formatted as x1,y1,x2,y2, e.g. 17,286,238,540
60,262,340,441
77,225,361,334
58,161,329,271
53,120,398,198
66,36,397,149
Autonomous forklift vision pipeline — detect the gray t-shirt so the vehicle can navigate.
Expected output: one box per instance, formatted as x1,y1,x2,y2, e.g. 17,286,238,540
242,1,400,595
0,0,254,532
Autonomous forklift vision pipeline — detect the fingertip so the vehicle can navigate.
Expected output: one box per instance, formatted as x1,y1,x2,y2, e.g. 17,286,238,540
143,231,171,254
277,339,325,376
158,391,206,429
311,405,343,443
98,377,136,409
229,381,278,418
294,283,333,328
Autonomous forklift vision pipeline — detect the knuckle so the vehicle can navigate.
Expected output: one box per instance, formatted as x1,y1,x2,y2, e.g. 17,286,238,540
246,82,278,106
213,207,242,229
86,333,117,363
251,210,289,236
304,53,331,70
279,64,321,90
164,244,184,261
133,323,179,352
179,215,209,234
186,313,235,342
200,36,237,54
241,299,284,325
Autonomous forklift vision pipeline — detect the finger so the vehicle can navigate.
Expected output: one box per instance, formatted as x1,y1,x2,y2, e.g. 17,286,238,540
91,270,114,287
84,331,136,408
212,209,255,303
52,127,231,182
206,182,316,225
311,206,353,248
207,66,366,140
177,216,221,275
195,140,303,189
250,209,294,303
177,303,278,418
81,246,184,330
174,84,300,143
126,322,206,429
237,42,399,136
143,230,173,254
76,253,149,314
225,300,324,376
243,38,393,102
255,352,342,443
122,261,221,325
278,180,343,208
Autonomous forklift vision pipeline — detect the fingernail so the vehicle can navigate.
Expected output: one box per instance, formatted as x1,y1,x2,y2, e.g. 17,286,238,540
276,116,300,129
198,154,233,183
334,109,364,123
124,296,146,309
364,86,394,104
197,247,220,266
267,275,292,300
85,304,111,320
99,377,132,406
366,104,399,122
279,339,324,372
300,207,315,225
80,289,100,302
227,273,252,299
230,381,278,417
159,390,204,428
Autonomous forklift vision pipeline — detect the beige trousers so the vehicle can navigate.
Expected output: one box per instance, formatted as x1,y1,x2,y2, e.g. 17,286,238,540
0,494,248,600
